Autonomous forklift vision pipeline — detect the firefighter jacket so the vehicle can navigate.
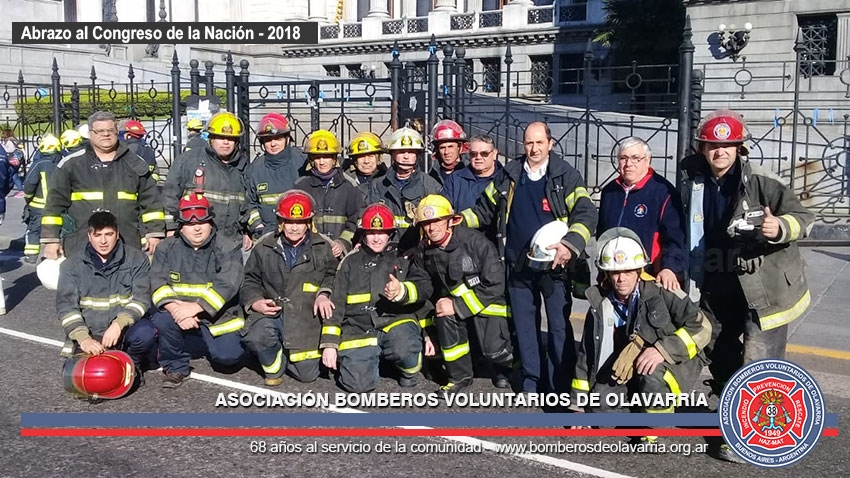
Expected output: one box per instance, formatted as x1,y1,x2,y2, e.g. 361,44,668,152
680,154,815,331
57,238,151,342
183,134,207,154
240,231,337,353
428,160,467,186
150,230,245,335
24,151,61,210
369,169,441,251
460,155,598,260
343,162,388,201
124,137,159,181
571,281,713,397
321,242,424,349
244,146,307,237
294,169,364,251
163,144,248,245
400,226,509,321
40,143,166,255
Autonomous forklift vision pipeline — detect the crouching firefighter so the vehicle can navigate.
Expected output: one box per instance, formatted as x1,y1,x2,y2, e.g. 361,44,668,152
386,194,513,395
570,228,713,439
321,203,431,392
150,194,246,388
240,190,338,386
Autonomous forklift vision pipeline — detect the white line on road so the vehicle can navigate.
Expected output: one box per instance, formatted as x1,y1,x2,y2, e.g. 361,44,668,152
0,326,632,478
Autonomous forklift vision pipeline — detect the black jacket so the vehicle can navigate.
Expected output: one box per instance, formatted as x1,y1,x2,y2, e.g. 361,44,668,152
369,169,441,251
244,146,307,236
24,151,61,210
294,169,364,251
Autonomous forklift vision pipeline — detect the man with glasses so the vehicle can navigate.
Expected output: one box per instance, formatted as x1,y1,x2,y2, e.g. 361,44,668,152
597,137,687,291
41,111,165,260
442,135,502,244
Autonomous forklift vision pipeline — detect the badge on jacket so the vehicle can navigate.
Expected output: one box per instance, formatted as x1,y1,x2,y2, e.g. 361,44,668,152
542,198,551,212
169,271,181,282
404,201,416,220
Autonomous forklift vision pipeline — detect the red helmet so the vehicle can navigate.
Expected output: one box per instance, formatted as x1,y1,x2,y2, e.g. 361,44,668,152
359,203,395,231
696,110,750,143
276,190,314,220
257,113,291,138
178,193,214,224
124,120,146,139
63,350,135,400
432,119,467,144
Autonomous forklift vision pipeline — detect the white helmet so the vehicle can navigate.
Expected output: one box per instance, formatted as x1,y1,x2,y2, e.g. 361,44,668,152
77,124,90,140
37,257,66,290
526,221,570,271
388,127,424,151
596,227,649,272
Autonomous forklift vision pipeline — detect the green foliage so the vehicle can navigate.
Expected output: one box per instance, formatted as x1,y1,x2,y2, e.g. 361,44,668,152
595,0,686,66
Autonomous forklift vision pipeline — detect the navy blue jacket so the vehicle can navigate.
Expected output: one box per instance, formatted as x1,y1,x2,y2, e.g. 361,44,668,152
441,161,503,212
0,148,9,214
597,170,687,280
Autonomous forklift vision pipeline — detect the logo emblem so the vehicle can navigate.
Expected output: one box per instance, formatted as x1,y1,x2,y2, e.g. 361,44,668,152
634,204,647,218
718,359,825,467
221,124,233,134
290,203,304,218
257,183,268,192
422,206,436,219
713,122,732,141
316,138,328,151
169,272,181,282
263,123,276,134
357,140,368,153
370,214,384,229
613,250,627,264
401,135,413,147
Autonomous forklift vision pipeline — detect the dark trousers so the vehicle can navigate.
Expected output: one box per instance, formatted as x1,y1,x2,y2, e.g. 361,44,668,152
700,273,789,393
337,320,422,393
241,316,320,383
507,266,575,393
151,310,245,375
591,359,703,413
24,207,42,257
73,319,158,369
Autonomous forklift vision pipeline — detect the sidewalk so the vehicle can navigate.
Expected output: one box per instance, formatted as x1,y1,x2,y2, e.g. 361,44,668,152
0,196,27,251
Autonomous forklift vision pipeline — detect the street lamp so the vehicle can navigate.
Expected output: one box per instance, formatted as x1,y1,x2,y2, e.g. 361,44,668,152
718,22,753,62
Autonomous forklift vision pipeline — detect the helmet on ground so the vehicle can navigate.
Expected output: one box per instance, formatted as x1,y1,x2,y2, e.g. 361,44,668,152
414,194,459,225
186,119,204,131
526,221,570,271
696,109,750,144
257,113,291,138
178,193,214,224
388,127,424,152
348,132,384,156
38,134,61,154
207,112,243,139
63,350,135,400
37,257,66,290
276,190,315,220
431,119,467,144
124,120,146,139
596,227,649,272
77,124,90,139
60,129,83,149
304,129,341,155
359,203,395,231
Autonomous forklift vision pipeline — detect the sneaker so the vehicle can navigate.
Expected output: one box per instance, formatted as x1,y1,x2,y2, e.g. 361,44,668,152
436,377,473,396
162,371,188,389
710,443,746,464
492,375,510,389
398,375,418,388
264,376,284,387
23,255,38,264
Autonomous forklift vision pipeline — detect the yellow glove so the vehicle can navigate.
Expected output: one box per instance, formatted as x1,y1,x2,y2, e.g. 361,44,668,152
611,334,645,385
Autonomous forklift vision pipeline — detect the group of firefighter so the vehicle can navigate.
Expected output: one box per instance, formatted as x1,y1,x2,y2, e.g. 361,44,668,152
28,105,812,463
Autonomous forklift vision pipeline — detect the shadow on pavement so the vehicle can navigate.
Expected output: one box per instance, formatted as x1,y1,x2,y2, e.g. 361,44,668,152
810,249,850,263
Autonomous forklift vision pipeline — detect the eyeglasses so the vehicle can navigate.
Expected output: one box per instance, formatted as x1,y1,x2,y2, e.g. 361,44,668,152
91,129,118,137
469,150,493,158
618,155,646,165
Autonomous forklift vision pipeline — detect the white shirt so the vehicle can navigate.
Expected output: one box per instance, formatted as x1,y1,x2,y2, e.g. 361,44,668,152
523,158,549,182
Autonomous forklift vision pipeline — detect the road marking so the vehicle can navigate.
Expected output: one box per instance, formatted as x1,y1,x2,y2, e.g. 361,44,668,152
0,326,633,478
787,344,850,361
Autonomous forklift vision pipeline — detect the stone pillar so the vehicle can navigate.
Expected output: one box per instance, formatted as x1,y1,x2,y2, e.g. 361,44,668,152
434,0,456,12
837,13,850,68
467,0,481,14
367,0,389,17
344,0,358,20
309,0,327,21
507,0,532,6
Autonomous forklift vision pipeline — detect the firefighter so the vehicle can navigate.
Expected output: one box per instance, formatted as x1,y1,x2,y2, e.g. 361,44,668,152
570,227,712,443
240,190,337,386
460,121,597,394
244,112,307,243
321,203,432,392
163,111,249,251
23,134,62,263
680,110,814,463
150,193,246,388
60,129,85,157
387,194,513,395
369,127,441,252
41,110,165,260
56,211,156,384
294,129,364,258
428,119,468,186
343,131,388,200
122,119,159,181
183,118,207,153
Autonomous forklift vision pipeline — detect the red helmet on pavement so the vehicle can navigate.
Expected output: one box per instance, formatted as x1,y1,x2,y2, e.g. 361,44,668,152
257,113,291,138
124,120,146,139
178,193,214,224
696,110,750,143
276,190,315,220
63,350,135,400
359,203,395,231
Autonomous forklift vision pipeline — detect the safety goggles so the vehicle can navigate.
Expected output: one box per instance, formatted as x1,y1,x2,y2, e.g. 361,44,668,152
178,206,213,224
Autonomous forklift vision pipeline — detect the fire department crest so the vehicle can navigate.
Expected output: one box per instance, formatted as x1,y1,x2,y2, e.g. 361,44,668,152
263,123,276,134
634,204,647,218
613,250,627,264
401,135,413,147
713,122,732,140
317,139,328,151
290,204,304,218
357,140,368,153
422,206,436,219
718,359,825,467
221,124,233,134
370,214,384,229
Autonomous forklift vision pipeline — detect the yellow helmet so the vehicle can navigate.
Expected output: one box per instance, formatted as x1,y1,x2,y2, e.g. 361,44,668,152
348,132,384,156
59,129,83,150
186,119,204,131
206,112,242,139
414,194,459,225
38,134,62,154
304,129,341,155
388,127,424,151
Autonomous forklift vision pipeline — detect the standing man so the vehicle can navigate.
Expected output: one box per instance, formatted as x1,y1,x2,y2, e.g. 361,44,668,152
598,137,687,290
680,110,814,462
183,118,207,154
122,120,159,181
462,121,597,394
163,112,248,250
428,119,467,186
23,135,62,263
41,111,165,260
244,112,306,242
343,131,388,200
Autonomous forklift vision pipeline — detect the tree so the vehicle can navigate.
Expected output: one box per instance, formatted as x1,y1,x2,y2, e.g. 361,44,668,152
594,0,686,66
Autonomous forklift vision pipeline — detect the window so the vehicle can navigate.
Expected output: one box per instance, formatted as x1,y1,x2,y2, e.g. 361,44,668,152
558,54,584,94
324,65,341,78
481,58,501,93
798,14,838,77
529,56,553,95
347,64,366,79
